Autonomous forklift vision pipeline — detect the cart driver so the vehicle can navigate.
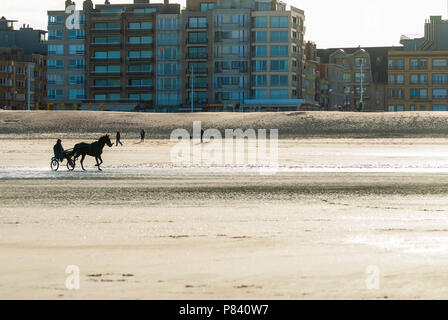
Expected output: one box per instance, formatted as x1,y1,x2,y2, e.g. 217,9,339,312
53,139,66,161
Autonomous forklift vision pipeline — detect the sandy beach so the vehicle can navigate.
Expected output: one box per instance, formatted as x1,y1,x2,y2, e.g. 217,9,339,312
1,111,448,299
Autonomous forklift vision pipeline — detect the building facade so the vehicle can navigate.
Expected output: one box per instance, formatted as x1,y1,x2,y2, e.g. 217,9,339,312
182,0,306,111
47,0,86,108
318,47,392,112
388,16,448,112
0,48,46,109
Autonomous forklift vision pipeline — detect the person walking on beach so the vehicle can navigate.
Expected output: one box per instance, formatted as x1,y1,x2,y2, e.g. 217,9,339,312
140,129,146,142
116,131,123,146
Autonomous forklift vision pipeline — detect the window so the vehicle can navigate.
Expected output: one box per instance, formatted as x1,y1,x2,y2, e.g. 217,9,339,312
253,46,267,57
94,79,120,87
253,31,267,43
48,89,64,100
433,105,448,111
388,59,404,70
433,74,448,84
129,21,152,30
94,36,120,44
254,89,267,99
68,74,85,85
69,44,85,55
49,29,64,41
253,17,267,28
68,89,85,100
188,47,207,59
129,93,152,101
95,93,121,101
129,50,152,59
134,8,156,13
270,75,288,87
94,22,120,30
48,15,63,26
188,62,207,73
200,3,215,12
158,48,178,60
158,78,179,90
252,60,267,72
48,60,64,70
48,45,64,55
157,92,180,106
157,63,179,76
252,75,267,87
189,17,207,28
270,31,288,42
47,74,64,85
129,36,152,44
433,88,447,99
188,32,207,44
433,59,448,68
158,16,179,30
68,29,85,40
270,17,288,28
270,60,288,71
388,88,404,99
129,79,152,87
94,51,120,59
270,89,288,99
270,45,288,57
355,72,367,83
410,88,427,98
128,64,153,72
94,65,119,73
69,59,85,70
157,32,178,45
258,3,271,11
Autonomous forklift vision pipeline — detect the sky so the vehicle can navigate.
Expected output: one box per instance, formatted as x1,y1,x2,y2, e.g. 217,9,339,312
1,0,448,48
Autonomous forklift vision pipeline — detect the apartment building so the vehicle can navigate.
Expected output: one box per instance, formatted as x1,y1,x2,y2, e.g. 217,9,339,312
0,47,46,109
47,0,86,108
0,16,47,55
0,17,47,109
388,16,448,112
318,47,392,112
156,13,182,111
47,0,180,111
182,0,306,112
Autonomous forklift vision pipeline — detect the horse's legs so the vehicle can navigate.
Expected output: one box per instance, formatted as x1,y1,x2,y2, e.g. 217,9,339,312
95,157,102,171
80,154,86,171
98,156,103,166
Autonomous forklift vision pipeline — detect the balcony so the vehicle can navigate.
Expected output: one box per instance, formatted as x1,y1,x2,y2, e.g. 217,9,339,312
186,39,207,45
91,42,121,47
187,23,208,29
186,68,208,74
410,65,427,70
90,84,121,90
409,96,428,100
91,57,122,62
388,66,404,70
186,54,208,60
127,85,153,90
186,83,208,89
433,95,448,100
157,24,180,31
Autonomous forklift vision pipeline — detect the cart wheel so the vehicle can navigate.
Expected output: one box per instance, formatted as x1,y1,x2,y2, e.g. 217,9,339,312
67,158,76,171
51,158,59,171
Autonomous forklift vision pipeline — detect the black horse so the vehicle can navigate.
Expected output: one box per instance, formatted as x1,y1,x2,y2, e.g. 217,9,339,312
74,135,113,171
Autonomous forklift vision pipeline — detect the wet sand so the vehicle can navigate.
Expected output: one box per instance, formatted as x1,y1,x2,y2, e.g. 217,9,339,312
1,139,448,299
